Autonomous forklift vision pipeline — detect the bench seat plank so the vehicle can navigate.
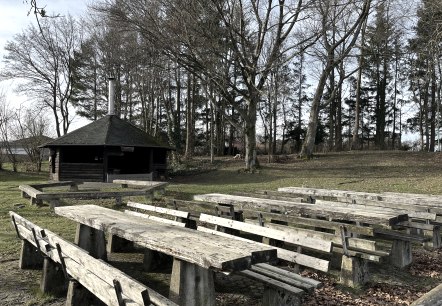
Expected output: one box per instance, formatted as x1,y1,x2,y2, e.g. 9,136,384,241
199,213,332,253
239,270,305,295
127,202,190,219
124,210,187,227
197,226,330,272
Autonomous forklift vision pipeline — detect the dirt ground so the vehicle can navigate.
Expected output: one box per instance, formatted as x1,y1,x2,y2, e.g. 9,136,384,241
1,247,441,305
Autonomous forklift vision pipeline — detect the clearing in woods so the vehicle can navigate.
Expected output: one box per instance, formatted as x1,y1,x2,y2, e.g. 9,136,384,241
1,150,442,305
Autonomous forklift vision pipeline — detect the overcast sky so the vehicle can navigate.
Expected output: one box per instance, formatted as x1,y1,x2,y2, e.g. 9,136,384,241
0,0,90,133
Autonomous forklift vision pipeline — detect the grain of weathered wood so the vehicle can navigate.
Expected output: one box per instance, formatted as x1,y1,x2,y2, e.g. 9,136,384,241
247,265,313,292
11,212,176,306
199,213,332,253
30,181,79,189
19,185,43,198
124,210,186,227
127,202,190,219
113,180,168,189
194,193,406,226
196,226,330,272
279,187,442,212
241,209,375,236
254,263,322,288
240,269,305,295
54,205,276,271
410,283,442,306
245,219,376,251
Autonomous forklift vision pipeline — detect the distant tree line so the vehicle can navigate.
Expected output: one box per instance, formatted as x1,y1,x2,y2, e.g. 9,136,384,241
1,0,442,171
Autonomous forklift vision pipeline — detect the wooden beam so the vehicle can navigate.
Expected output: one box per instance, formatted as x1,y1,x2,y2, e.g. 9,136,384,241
197,226,330,272
199,213,332,253
124,210,186,227
127,202,189,219
113,180,168,189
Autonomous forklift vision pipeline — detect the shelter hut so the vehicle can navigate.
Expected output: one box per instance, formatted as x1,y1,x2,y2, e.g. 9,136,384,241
42,78,172,182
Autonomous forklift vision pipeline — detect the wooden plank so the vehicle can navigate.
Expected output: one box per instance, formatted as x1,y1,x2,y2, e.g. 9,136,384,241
244,219,377,252
14,224,141,306
410,283,442,306
54,205,277,271
373,228,430,243
279,188,441,216
279,187,442,211
244,220,386,260
11,212,177,306
248,265,315,292
38,189,152,200
396,221,437,231
194,193,406,226
254,263,322,288
44,229,175,306
18,185,43,198
239,270,305,295
113,180,168,189
199,213,332,253
30,181,78,189
127,202,189,219
241,209,374,236
124,210,186,227
196,226,330,272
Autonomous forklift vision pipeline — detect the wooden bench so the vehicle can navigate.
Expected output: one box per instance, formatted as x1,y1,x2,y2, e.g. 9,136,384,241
194,193,408,227
199,212,384,288
198,225,323,305
230,191,436,265
10,211,176,306
277,187,442,224
411,283,442,306
54,204,277,306
123,201,325,305
270,187,442,249
18,181,167,207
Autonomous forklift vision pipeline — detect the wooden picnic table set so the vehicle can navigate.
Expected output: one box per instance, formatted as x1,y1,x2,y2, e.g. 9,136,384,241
9,182,442,306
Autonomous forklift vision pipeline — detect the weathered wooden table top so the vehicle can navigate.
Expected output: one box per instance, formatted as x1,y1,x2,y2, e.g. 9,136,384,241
194,193,408,226
54,205,276,271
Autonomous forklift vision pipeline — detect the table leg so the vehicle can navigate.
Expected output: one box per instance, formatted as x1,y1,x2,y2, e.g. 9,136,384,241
75,223,107,261
169,258,215,306
69,223,107,305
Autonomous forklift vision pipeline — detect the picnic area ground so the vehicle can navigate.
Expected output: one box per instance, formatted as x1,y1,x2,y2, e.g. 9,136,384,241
1,150,442,305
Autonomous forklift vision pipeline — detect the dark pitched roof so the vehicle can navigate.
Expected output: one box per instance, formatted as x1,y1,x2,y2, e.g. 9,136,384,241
42,115,172,149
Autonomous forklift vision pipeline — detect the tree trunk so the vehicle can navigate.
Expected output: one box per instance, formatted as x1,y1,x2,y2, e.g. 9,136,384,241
185,72,195,159
245,93,258,169
351,19,367,150
430,68,436,152
300,68,330,158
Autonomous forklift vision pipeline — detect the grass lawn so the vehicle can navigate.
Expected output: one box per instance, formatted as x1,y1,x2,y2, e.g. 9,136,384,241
1,150,442,305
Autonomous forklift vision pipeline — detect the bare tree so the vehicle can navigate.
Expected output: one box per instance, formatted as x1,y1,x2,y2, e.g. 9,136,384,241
0,94,18,172
99,0,317,170
300,0,371,158
1,15,81,137
12,108,51,172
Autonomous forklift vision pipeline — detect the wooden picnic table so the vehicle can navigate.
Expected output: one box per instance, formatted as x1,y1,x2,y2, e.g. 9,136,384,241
54,205,277,306
194,193,408,227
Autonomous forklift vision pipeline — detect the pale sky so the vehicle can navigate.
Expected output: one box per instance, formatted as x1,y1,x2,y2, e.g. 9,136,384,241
0,0,91,134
